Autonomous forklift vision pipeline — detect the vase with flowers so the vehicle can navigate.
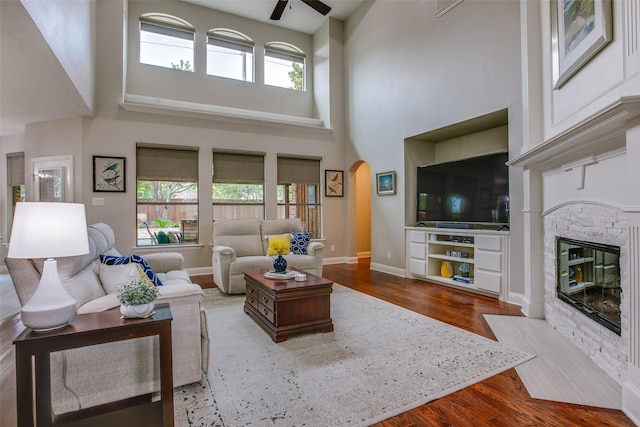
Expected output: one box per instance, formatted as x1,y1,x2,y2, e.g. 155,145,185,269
459,262,472,278
117,279,159,318
268,239,291,273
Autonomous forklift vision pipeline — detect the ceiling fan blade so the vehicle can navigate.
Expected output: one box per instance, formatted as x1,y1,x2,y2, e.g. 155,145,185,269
301,0,331,16
270,0,289,20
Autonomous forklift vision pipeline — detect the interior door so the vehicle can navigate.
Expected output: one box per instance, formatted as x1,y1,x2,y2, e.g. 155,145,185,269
31,155,74,202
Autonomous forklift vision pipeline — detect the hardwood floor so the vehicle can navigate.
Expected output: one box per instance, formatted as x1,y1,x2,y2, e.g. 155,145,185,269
0,262,634,426
321,260,633,427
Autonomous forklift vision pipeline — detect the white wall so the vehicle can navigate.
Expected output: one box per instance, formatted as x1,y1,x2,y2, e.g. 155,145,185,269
79,0,345,269
21,0,95,112
344,0,524,289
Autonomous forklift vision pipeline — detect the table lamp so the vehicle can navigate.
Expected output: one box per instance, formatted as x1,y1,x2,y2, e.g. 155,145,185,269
8,202,90,331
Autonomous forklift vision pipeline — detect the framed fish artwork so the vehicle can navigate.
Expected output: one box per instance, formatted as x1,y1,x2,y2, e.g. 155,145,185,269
93,156,126,192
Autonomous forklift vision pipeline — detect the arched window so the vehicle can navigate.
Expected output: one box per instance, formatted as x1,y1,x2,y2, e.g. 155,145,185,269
139,13,195,71
207,29,254,82
264,42,305,91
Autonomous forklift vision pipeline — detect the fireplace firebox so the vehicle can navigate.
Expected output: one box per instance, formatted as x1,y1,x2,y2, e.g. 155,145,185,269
556,237,621,335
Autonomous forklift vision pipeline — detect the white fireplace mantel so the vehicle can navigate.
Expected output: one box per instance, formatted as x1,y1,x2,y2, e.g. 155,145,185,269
508,96,640,170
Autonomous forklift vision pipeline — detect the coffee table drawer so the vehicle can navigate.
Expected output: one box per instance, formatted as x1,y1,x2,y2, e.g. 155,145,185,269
258,291,275,312
259,304,275,323
246,284,259,309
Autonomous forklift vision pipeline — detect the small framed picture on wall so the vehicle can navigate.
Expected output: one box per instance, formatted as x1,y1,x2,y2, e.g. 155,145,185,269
376,171,396,196
93,156,126,192
325,170,344,197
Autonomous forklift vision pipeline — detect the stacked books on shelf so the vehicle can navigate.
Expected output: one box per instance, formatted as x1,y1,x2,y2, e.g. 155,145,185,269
452,275,474,284
264,270,297,280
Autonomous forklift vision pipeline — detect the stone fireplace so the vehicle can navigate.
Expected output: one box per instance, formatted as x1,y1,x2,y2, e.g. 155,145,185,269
544,203,627,382
509,97,640,420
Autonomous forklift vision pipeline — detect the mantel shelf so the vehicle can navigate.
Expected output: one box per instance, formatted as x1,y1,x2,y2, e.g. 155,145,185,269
508,96,640,170
120,94,331,133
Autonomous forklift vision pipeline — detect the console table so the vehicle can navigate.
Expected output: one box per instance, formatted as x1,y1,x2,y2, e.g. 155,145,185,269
13,303,174,427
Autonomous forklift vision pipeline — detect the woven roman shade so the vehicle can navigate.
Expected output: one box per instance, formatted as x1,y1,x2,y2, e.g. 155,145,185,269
213,151,264,184
137,145,198,182
277,156,320,184
139,17,194,41
7,152,25,186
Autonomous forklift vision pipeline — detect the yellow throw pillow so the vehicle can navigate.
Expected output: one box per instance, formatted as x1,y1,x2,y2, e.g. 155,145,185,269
266,233,291,256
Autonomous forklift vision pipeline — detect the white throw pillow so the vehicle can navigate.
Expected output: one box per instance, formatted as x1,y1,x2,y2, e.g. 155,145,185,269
99,263,145,294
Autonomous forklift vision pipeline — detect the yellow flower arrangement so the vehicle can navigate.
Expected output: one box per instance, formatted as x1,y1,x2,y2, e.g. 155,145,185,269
268,239,291,256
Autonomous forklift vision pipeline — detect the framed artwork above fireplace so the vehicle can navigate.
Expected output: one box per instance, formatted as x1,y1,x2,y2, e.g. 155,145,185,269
551,0,613,89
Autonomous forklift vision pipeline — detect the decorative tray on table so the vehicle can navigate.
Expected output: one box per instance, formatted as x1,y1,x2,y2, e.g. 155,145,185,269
263,270,297,280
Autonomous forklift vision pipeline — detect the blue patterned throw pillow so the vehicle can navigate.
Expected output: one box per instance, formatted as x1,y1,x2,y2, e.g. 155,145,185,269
99,254,163,286
290,231,313,255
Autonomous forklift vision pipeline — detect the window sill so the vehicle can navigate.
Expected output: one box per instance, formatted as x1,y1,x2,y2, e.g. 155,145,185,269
134,243,204,253
120,94,331,132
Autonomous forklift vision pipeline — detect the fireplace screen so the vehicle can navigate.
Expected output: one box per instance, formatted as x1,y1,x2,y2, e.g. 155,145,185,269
556,237,621,335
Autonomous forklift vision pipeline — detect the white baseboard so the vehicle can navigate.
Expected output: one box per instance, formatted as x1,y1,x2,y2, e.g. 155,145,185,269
323,256,349,265
369,262,406,278
186,266,213,277
623,379,640,426
507,292,524,307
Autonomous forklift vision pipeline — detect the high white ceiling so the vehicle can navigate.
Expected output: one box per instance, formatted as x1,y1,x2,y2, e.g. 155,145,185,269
181,0,366,34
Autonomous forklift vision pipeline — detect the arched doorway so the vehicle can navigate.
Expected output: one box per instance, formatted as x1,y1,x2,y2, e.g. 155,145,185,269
349,161,371,263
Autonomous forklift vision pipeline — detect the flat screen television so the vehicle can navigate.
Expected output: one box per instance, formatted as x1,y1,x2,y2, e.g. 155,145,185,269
416,152,509,227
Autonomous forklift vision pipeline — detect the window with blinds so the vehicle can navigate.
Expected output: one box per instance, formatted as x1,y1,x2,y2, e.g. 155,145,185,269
207,29,254,82
264,42,305,91
136,144,199,246
212,151,265,220
139,14,195,71
277,156,321,237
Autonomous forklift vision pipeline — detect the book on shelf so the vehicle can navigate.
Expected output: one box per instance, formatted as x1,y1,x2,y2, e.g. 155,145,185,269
452,275,474,284
264,270,297,280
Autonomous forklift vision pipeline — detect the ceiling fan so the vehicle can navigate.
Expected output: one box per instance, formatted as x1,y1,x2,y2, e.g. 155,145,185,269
270,0,332,20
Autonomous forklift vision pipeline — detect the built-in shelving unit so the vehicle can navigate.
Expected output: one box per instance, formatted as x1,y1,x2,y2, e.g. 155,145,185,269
406,227,509,300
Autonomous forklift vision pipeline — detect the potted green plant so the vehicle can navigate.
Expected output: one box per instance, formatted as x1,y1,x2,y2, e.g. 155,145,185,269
117,279,159,318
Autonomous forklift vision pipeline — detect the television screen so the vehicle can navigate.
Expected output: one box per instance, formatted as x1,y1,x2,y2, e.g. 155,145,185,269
417,152,509,226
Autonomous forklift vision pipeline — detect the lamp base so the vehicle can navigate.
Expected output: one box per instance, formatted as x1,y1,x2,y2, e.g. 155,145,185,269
20,259,78,331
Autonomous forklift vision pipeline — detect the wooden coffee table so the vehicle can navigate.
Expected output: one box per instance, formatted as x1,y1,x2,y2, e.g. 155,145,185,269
244,269,334,342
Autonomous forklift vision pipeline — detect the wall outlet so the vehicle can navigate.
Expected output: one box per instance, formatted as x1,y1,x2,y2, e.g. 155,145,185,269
330,245,335,252
387,251,391,259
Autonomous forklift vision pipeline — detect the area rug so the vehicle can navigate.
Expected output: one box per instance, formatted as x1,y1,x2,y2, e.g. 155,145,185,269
174,284,534,426
484,314,621,409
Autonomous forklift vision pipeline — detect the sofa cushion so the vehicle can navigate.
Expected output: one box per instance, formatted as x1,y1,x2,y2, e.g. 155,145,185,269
260,219,303,253
213,219,264,257
98,263,153,294
282,254,318,269
229,256,274,275
156,270,191,286
265,233,291,256
290,231,313,254
99,254,163,286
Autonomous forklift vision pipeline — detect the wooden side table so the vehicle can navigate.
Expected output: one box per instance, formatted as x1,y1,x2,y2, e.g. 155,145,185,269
13,303,174,427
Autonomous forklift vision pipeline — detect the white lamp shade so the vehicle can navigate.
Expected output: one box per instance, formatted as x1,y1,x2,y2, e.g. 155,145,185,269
8,202,89,331
9,202,90,259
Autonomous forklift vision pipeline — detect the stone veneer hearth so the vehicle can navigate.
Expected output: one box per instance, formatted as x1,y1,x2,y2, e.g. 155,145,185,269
544,203,628,383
